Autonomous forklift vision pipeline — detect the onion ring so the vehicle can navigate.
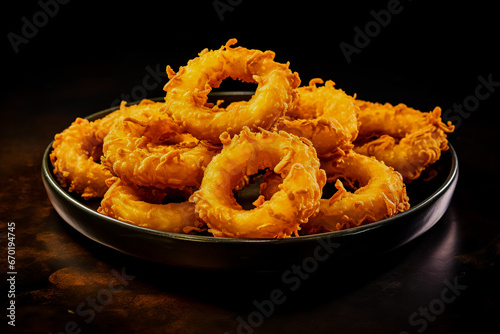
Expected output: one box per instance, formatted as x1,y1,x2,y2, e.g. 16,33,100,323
102,102,219,190
190,127,326,239
98,177,205,234
49,100,150,199
50,118,110,199
353,100,455,181
301,151,410,234
274,79,359,159
162,38,301,143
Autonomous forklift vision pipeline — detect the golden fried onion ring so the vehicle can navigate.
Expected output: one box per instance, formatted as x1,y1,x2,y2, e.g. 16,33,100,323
162,38,300,143
50,118,110,199
190,127,326,239
50,100,144,199
102,101,219,190
98,177,205,234
302,151,410,234
275,79,359,159
353,100,455,181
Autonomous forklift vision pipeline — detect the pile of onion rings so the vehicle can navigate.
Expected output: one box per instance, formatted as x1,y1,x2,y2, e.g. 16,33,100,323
50,38,454,238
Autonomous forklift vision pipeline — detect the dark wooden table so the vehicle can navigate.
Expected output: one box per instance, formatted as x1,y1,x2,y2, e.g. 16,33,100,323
2,2,499,333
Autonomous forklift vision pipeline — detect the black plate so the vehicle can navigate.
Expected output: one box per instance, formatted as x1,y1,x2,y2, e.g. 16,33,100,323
42,93,459,271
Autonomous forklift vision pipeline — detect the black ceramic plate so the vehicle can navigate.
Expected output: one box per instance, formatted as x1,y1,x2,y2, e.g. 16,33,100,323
42,93,459,271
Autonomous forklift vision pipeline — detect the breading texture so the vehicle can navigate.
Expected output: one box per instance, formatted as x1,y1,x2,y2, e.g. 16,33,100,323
354,100,454,181
190,127,326,238
275,79,359,160
303,151,410,233
162,38,300,143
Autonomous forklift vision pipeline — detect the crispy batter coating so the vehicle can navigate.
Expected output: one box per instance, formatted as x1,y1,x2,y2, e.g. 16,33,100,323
50,118,109,199
302,151,410,234
275,79,359,159
190,127,326,238
50,100,144,199
162,38,301,143
102,102,219,190
98,178,205,234
353,100,455,181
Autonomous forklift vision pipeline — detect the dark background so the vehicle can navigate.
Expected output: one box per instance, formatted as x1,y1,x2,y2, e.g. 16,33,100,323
3,0,498,109
1,1,499,333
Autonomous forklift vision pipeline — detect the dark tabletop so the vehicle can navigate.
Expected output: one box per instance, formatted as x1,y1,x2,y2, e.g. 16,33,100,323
2,1,499,333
